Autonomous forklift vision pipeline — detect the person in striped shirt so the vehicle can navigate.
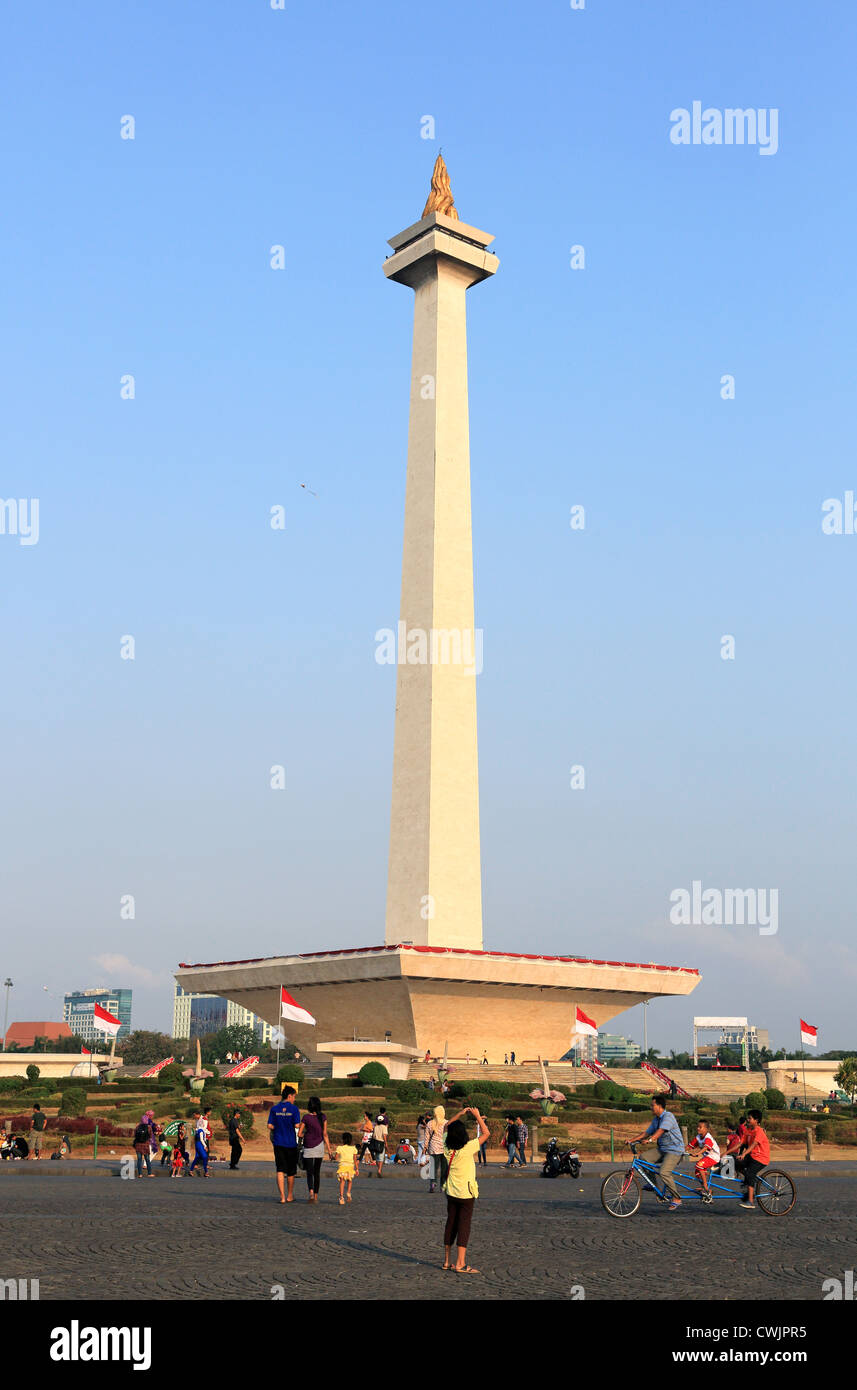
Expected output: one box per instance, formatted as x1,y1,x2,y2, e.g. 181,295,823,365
687,1119,720,1201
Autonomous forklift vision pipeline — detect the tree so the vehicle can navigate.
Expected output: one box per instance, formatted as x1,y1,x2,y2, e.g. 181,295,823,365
199,1024,258,1064
115,1031,175,1065
834,1058,857,1104
32,1034,88,1054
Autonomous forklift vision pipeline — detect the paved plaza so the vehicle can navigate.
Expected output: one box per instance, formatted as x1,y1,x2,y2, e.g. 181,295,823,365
3,1164,856,1301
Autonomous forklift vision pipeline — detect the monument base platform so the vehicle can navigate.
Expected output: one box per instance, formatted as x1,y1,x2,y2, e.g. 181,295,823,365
177,945,700,1068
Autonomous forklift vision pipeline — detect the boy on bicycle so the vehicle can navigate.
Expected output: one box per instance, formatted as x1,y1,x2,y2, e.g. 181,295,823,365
686,1119,720,1202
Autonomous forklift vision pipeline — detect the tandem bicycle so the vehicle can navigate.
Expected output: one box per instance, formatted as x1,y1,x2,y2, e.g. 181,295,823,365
600,1142,796,1218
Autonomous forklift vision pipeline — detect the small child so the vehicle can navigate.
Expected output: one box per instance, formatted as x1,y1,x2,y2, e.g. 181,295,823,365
171,1144,184,1178
687,1119,720,1202
335,1130,359,1205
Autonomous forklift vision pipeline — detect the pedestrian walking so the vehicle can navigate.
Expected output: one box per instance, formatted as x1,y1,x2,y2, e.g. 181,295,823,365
268,1085,301,1203
481,1051,488,1066
228,1107,245,1170
358,1110,374,1166
441,1107,490,1274
510,1051,516,1065
416,1112,429,1163
515,1115,528,1165
424,1104,448,1193
29,1104,46,1160
372,1107,389,1177
334,1131,359,1205
298,1096,332,1203
189,1107,212,1177
133,1116,154,1178
502,1116,520,1168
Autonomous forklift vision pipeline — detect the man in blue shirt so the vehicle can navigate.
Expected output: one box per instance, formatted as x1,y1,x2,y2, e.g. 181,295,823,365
630,1093,687,1211
268,1086,301,1204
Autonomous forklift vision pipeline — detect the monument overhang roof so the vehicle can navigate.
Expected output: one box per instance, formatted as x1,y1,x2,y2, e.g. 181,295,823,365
178,943,698,977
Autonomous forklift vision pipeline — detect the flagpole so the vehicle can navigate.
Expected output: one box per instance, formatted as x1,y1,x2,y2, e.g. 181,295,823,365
801,1030,807,1110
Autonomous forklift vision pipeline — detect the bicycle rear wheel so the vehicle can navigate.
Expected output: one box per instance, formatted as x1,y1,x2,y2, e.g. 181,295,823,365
755,1167,796,1216
601,1169,642,1217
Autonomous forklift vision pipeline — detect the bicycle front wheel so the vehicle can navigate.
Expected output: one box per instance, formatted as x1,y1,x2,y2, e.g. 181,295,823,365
756,1168,796,1216
601,1169,642,1218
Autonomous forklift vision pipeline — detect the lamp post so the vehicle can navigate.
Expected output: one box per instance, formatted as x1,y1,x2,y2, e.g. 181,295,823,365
2,979,13,1051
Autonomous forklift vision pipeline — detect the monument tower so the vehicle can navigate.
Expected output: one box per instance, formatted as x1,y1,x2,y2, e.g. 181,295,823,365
383,154,498,951
176,160,700,1072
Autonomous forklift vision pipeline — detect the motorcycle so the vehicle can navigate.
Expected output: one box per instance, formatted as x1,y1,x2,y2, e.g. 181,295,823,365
541,1136,581,1179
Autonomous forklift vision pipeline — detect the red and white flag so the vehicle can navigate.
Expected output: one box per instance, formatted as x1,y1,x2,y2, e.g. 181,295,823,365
81,1046,91,1056
280,986,315,1027
800,1019,818,1048
93,1002,122,1038
574,1005,598,1037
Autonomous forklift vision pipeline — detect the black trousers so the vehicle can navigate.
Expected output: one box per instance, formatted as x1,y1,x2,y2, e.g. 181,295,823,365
305,1156,323,1193
444,1197,475,1249
230,1140,242,1169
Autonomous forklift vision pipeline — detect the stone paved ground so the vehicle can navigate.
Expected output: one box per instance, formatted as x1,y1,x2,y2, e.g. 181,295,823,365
2,1166,855,1301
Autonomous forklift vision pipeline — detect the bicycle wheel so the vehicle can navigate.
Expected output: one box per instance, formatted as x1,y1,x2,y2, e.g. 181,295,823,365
755,1168,796,1216
601,1169,642,1217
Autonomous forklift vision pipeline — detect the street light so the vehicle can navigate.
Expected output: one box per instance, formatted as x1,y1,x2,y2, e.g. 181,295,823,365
2,979,13,1051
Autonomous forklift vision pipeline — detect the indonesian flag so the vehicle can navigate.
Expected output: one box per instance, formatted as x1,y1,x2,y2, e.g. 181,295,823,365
280,986,315,1027
800,1019,818,1048
93,1002,122,1038
574,1005,598,1037
81,1046,90,1056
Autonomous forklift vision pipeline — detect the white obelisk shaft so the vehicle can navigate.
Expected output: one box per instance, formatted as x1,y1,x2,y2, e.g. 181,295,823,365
383,208,498,951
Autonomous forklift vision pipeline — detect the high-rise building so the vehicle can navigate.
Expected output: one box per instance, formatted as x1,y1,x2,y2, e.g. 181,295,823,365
597,1033,641,1064
63,988,132,1043
172,985,274,1045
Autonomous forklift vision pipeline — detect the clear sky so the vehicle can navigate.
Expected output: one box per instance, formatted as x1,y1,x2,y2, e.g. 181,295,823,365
2,1,855,1052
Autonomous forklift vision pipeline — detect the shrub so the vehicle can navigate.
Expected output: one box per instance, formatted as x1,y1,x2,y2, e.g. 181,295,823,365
395,1080,431,1103
0,1077,25,1094
276,1064,305,1085
744,1091,768,1112
594,1079,632,1103
447,1078,520,1099
158,1063,183,1086
218,1101,255,1134
815,1121,833,1144
764,1087,786,1111
58,1088,88,1117
25,1064,40,1083
358,1062,390,1087
467,1094,497,1115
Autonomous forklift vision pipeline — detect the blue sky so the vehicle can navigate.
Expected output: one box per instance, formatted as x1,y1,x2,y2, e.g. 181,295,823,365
2,1,855,1051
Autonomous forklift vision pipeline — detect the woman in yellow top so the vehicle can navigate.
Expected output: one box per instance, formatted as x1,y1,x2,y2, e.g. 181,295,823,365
441,1107,490,1274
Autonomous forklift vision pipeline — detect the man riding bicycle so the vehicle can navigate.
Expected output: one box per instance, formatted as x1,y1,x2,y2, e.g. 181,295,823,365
628,1094,686,1212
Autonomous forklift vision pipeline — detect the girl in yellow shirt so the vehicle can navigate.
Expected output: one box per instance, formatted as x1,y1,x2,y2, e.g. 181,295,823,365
442,1107,490,1273
334,1131,359,1205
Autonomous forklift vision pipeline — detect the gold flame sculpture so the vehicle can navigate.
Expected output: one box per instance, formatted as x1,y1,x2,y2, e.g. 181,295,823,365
422,153,459,220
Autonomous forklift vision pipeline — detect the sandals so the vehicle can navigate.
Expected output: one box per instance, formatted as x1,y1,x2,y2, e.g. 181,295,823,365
454,1266,480,1274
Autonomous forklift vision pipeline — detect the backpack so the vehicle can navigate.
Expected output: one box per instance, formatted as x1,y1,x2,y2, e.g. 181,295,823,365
133,1123,150,1145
